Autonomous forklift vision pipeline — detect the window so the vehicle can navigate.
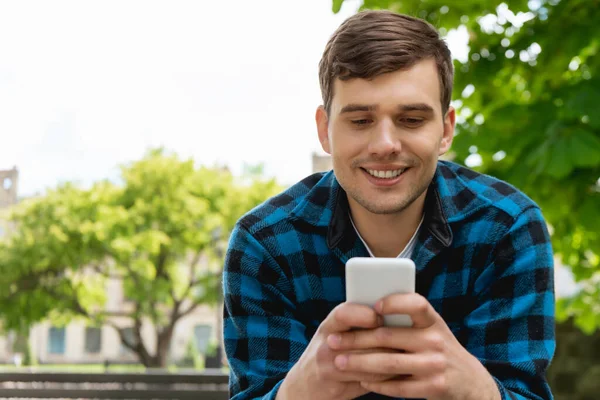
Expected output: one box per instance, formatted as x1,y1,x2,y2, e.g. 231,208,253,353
3,178,12,190
194,324,212,353
120,327,135,354
84,327,102,353
48,327,66,354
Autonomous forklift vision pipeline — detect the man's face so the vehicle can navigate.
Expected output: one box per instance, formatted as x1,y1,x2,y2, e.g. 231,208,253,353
316,58,455,215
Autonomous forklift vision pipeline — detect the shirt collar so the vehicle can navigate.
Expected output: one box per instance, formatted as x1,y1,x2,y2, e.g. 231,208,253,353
349,211,424,258
326,169,453,252
289,161,492,261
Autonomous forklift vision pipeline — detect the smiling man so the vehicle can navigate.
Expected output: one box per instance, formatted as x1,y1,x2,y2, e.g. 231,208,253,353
223,10,555,400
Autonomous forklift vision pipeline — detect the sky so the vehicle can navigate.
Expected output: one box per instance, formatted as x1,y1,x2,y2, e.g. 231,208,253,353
0,0,471,197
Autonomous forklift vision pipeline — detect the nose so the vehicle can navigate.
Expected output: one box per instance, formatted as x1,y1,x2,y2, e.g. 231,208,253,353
368,118,401,158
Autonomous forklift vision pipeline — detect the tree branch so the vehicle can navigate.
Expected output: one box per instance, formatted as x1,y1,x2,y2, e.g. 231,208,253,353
98,310,134,318
89,263,123,279
175,248,204,303
107,304,153,367
177,301,201,319
110,322,136,352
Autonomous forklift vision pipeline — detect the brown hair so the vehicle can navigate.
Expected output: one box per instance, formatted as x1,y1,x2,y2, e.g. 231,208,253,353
319,10,454,116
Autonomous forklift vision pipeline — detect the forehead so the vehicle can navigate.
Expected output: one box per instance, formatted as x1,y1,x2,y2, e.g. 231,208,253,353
331,59,442,114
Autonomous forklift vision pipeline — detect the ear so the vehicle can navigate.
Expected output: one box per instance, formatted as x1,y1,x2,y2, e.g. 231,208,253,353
439,106,455,156
316,105,331,154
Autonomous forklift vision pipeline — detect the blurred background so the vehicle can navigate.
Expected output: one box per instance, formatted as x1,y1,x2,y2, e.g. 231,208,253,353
0,0,598,399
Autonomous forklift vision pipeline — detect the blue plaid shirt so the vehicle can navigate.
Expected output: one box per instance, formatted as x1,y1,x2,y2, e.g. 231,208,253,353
223,160,555,400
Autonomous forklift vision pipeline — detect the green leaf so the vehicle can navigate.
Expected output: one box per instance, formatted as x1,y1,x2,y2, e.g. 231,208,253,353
332,0,345,13
568,128,600,168
575,311,598,335
555,298,573,322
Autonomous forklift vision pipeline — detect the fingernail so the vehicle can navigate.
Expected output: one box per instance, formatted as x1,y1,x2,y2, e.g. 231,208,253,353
375,300,383,313
335,354,348,369
327,334,341,347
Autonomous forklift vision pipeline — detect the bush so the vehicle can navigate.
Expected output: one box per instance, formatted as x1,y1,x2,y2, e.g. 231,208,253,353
179,338,202,370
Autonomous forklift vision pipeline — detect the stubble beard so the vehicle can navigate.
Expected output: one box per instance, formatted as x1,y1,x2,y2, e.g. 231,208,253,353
341,164,435,215
349,179,429,215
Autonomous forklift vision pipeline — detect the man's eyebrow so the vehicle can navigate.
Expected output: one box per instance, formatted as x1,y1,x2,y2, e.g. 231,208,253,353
398,103,435,113
339,104,378,114
339,103,435,114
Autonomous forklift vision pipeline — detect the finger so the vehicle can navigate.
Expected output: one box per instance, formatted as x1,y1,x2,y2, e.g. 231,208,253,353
328,327,422,353
335,351,441,376
361,376,444,399
376,293,439,328
337,371,397,383
329,327,447,355
321,302,383,334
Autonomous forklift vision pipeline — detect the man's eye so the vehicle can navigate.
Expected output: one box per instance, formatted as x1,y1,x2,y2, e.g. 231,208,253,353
400,118,424,126
351,119,372,125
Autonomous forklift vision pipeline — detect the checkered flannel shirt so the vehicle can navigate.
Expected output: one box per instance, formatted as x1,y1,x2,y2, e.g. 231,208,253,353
223,160,556,400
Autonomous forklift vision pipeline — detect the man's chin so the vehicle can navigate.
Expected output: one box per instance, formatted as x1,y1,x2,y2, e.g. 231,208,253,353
355,197,411,215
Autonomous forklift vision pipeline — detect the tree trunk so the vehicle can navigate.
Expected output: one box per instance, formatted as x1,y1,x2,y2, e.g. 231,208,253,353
125,331,172,368
153,325,175,368
114,319,153,368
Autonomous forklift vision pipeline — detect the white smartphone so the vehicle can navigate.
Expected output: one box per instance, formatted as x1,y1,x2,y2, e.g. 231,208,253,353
345,257,416,327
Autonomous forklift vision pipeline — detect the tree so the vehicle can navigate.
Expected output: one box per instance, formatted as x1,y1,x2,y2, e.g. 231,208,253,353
333,0,600,333
0,149,281,367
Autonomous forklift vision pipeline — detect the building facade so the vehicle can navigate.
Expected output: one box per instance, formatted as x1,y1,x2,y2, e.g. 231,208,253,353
25,277,219,365
0,167,18,239
311,152,333,173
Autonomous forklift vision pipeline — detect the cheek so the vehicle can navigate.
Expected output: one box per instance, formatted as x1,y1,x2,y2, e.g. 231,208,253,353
406,133,441,160
330,127,363,156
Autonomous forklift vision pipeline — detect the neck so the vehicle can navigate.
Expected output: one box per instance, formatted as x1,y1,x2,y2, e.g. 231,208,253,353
349,191,427,258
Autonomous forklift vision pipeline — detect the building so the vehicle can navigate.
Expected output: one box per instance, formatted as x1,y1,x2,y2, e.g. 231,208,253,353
0,167,18,209
26,276,220,366
0,167,219,366
0,167,18,239
311,152,332,173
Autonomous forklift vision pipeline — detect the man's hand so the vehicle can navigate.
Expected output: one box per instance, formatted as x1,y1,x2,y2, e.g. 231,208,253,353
276,302,396,400
327,293,502,400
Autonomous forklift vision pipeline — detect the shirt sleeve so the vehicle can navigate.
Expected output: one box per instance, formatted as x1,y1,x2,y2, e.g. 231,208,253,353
222,223,308,400
465,205,556,400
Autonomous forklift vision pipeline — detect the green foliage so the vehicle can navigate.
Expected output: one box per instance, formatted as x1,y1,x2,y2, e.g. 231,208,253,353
181,337,202,369
335,0,600,332
205,339,218,357
332,0,345,13
0,148,282,366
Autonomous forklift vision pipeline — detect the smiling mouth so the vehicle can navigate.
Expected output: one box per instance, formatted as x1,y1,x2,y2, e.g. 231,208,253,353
362,168,408,179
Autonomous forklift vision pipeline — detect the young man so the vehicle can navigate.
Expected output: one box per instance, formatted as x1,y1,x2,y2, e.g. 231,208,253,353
223,10,555,400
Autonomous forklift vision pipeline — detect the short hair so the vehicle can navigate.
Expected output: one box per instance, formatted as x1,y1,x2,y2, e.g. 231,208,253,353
319,10,454,115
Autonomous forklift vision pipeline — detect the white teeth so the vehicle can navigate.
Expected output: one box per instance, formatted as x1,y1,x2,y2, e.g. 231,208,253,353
366,168,406,179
